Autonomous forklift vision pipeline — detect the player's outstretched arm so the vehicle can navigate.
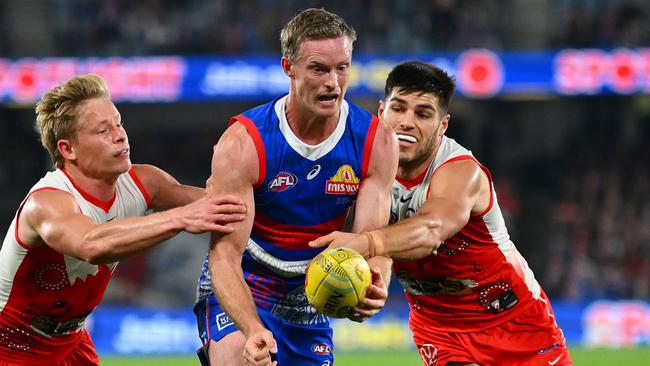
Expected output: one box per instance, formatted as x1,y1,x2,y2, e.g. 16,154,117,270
344,120,398,256
311,159,486,262
130,163,206,211
377,159,485,260
207,123,277,365
19,189,246,264
131,163,250,230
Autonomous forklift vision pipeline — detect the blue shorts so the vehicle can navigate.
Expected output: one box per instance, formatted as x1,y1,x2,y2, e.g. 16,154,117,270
194,294,334,366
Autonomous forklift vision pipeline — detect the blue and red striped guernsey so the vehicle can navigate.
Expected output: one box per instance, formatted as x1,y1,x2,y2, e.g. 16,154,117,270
196,94,378,323
236,94,376,260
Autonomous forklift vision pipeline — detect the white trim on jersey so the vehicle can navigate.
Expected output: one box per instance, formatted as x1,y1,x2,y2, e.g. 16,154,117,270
275,95,349,161
246,238,312,278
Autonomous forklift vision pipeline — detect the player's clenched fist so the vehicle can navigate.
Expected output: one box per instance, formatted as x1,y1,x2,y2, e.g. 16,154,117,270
243,329,278,366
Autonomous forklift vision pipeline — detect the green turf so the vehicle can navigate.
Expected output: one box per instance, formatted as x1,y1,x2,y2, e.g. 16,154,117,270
100,351,422,365
101,347,650,365
570,346,650,364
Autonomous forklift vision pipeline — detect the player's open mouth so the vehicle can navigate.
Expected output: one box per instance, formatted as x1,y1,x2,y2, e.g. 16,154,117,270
114,148,129,157
318,94,338,103
397,134,417,143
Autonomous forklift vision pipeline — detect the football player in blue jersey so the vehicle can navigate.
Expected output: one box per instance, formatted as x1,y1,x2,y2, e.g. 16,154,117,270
194,7,398,366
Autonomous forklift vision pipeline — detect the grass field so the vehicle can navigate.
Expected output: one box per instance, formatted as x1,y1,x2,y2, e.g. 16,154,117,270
101,347,650,365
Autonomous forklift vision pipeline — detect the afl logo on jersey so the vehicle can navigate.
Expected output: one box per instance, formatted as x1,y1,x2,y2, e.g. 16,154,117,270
311,343,331,355
326,165,360,195
269,172,297,191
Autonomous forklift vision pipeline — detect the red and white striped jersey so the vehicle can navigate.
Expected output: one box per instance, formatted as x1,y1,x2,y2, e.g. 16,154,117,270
391,136,542,333
0,168,149,364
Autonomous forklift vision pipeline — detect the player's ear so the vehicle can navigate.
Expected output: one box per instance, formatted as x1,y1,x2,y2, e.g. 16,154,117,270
377,99,385,119
57,139,76,162
439,114,450,137
281,57,294,78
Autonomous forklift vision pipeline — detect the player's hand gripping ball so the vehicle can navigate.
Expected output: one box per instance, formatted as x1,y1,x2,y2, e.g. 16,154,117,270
305,247,371,318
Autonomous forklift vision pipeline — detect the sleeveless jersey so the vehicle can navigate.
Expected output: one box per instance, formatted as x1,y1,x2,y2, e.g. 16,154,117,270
197,95,378,325
0,168,149,364
391,136,542,333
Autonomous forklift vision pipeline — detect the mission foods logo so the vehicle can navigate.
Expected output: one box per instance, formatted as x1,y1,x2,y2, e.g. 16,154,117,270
325,165,359,195
269,172,297,191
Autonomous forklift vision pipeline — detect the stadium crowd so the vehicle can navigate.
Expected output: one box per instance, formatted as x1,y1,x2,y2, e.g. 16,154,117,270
0,0,645,57
542,136,649,300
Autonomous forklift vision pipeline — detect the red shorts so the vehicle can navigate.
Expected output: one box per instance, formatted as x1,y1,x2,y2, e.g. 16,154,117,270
413,296,572,366
0,330,99,366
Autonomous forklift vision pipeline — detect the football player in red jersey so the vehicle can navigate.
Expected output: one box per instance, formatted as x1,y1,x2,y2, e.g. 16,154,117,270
311,61,573,366
0,74,246,366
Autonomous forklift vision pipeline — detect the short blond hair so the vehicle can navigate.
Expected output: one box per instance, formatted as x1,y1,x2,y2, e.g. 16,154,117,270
35,74,110,168
280,8,357,62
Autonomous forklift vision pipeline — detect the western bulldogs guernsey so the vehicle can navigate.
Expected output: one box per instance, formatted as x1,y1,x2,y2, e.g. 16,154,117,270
391,136,543,333
197,95,378,325
0,168,149,364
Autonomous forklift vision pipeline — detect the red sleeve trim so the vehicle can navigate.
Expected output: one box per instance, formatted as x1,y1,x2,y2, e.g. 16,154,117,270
128,169,151,207
428,155,495,216
14,187,62,249
230,115,266,189
433,155,477,173
427,155,474,200
361,115,380,179
472,164,495,217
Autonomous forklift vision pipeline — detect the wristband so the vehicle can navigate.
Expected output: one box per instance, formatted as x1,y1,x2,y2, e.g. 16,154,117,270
364,230,386,258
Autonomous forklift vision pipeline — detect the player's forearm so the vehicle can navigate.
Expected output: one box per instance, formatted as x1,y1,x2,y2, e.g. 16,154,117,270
210,257,265,338
351,186,392,234
377,216,446,261
80,209,184,264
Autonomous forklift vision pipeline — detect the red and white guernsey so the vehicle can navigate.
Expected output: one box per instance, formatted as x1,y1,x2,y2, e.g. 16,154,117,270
391,136,543,334
0,168,149,364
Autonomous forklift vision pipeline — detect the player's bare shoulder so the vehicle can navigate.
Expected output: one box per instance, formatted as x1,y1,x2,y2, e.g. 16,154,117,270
210,122,260,189
23,189,79,223
430,158,490,214
215,121,256,155
19,189,79,247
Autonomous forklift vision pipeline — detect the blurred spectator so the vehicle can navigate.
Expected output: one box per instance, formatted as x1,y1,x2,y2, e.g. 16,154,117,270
543,140,649,300
0,0,640,57
549,0,650,49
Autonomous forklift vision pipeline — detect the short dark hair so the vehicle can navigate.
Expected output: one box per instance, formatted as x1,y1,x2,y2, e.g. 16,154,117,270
384,61,456,113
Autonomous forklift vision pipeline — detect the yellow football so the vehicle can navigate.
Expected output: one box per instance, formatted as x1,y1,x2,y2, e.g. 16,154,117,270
305,247,371,318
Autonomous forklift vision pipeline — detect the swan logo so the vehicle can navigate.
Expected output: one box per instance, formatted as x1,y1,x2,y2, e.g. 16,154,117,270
418,343,438,366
